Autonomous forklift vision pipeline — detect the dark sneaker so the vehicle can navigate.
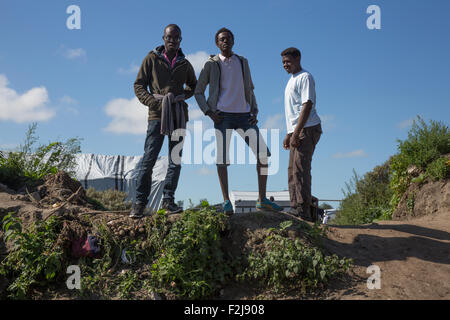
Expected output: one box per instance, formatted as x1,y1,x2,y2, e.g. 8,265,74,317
130,203,145,219
162,201,183,214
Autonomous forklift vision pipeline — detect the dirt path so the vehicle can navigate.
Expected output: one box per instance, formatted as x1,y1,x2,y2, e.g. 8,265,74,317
322,210,450,300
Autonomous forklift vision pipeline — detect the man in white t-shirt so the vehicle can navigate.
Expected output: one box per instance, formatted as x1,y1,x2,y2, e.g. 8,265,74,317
281,47,322,221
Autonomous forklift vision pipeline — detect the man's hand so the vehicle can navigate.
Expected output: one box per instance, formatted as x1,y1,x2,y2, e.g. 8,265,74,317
283,134,292,150
206,110,223,124
248,113,258,125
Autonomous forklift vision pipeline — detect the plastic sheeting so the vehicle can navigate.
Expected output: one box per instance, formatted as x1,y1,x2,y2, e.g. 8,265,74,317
73,154,168,211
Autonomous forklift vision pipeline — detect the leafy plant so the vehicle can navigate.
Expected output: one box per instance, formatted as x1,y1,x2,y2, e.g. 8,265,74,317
0,213,65,299
150,205,232,299
238,222,351,293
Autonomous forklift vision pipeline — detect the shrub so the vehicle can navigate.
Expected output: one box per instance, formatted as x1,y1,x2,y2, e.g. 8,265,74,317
151,203,232,299
0,213,65,299
0,123,82,190
390,116,449,212
335,160,392,225
426,157,449,181
237,221,351,293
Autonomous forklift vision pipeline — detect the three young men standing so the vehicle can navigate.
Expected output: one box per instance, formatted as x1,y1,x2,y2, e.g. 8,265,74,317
131,25,320,221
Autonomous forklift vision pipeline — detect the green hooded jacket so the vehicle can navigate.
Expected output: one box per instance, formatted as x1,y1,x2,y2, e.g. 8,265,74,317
134,46,197,121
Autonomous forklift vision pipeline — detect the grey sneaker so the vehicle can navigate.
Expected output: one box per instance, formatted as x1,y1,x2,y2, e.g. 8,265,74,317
162,200,183,214
129,203,145,219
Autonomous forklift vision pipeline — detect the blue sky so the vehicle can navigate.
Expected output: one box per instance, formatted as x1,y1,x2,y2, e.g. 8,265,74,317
1,0,449,207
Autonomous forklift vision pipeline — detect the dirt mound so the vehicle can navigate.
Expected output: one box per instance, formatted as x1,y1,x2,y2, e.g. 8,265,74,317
38,171,88,206
393,179,450,221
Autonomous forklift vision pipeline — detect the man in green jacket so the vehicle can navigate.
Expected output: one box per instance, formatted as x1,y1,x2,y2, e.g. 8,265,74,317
195,27,282,215
131,24,197,218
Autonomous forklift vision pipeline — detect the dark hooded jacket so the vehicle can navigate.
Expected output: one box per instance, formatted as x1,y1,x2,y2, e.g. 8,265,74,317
134,46,197,121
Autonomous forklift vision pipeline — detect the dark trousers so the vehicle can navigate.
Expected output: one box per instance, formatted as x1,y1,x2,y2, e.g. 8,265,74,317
288,124,322,211
135,120,184,205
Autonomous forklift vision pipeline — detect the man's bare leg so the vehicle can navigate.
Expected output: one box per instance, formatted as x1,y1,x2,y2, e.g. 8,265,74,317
217,165,230,202
257,163,268,202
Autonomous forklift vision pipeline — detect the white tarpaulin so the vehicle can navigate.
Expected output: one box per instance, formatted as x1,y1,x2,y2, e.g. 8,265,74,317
73,153,168,211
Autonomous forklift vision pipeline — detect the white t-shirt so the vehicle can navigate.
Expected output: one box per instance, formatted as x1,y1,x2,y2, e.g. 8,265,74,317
284,69,321,134
217,54,250,113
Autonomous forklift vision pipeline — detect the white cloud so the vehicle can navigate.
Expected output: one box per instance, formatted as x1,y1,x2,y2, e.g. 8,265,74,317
104,97,148,135
59,95,79,115
0,74,55,123
261,113,284,130
186,51,209,75
118,63,140,75
59,45,86,60
397,118,414,129
333,149,368,159
60,95,78,105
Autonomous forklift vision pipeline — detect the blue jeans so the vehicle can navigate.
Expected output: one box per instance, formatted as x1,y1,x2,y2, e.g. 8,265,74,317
135,120,184,205
214,112,271,166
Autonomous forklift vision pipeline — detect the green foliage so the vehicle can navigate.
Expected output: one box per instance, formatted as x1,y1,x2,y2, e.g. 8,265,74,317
1,202,351,300
426,157,449,181
85,188,132,211
335,160,393,225
238,222,351,293
390,116,449,214
0,123,82,190
0,213,65,299
150,206,231,299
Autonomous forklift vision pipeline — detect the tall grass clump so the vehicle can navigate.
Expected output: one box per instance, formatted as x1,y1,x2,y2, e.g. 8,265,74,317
0,123,82,190
85,188,132,211
334,160,392,225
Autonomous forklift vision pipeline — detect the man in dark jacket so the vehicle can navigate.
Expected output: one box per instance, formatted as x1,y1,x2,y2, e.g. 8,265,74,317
131,24,197,218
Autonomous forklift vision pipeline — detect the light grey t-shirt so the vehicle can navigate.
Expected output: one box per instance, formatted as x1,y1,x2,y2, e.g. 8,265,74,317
284,69,321,134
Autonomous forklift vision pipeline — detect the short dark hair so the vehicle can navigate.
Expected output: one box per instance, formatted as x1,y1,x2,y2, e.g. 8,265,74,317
281,47,301,59
215,27,234,43
164,24,181,35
